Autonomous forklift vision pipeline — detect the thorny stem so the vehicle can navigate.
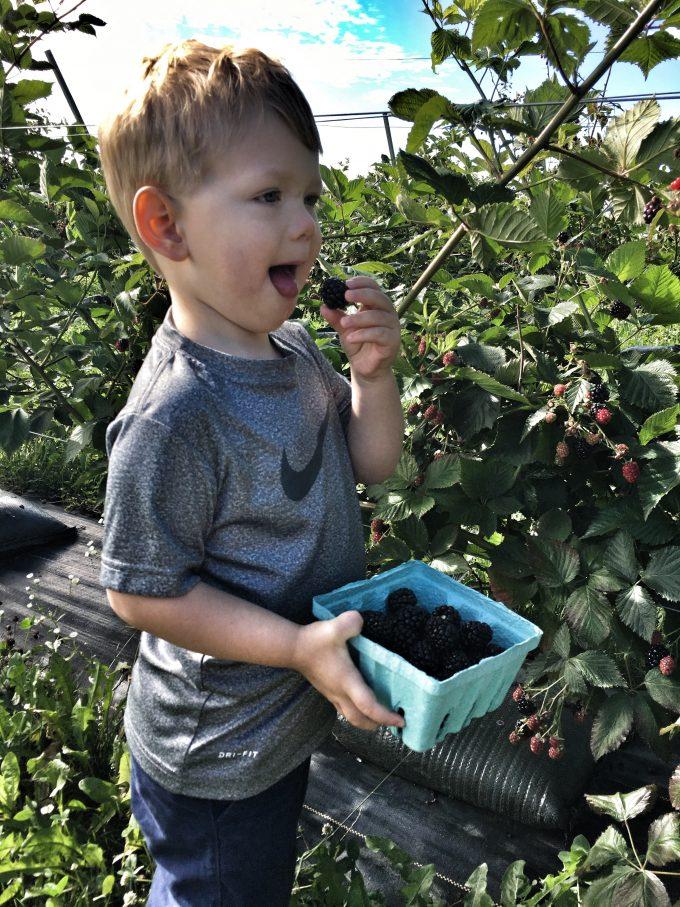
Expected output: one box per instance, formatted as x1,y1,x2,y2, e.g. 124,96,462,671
532,3,577,93
7,337,84,423
545,143,650,191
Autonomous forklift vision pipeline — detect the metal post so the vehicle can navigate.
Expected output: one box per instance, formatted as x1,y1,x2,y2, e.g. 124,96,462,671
383,113,396,164
45,49,88,133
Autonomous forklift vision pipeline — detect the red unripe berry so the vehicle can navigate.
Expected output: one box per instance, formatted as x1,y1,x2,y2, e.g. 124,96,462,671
594,407,612,425
371,518,387,533
442,351,459,367
622,460,640,484
423,405,444,424
530,735,545,754
549,736,560,748
371,531,383,544
548,746,564,760
418,338,427,356
545,412,557,424
553,384,567,397
660,655,676,676
512,685,525,702
556,441,570,460
614,443,629,459
407,402,420,417
586,432,600,445
669,177,680,191
526,715,540,732
509,731,522,745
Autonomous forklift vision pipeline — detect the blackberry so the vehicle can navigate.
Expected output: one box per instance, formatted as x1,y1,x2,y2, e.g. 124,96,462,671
320,277,348,310
409,640,440,676
439,651,472,679
424,616,460,654
643,196,663,224
431,604,461,625
460,620,493,652
589,382,609,403
386,587,418,614
361,611,393,648
588,372,602,385
646,645,670,669
572,436,591,460
556,231,569,244
484,643,504,658
517,697,537,716
609,300,631,320
390,605,428,655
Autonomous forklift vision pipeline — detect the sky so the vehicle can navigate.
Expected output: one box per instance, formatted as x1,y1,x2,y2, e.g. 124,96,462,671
36,0,680,176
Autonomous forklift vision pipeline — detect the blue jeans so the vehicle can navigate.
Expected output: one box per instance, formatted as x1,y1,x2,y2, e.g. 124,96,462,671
129,752,311,906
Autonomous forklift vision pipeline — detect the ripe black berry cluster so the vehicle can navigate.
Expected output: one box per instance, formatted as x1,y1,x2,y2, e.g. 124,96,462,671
320,277,348,309
609,300,631,320
643,196,663,224
360,586,503,680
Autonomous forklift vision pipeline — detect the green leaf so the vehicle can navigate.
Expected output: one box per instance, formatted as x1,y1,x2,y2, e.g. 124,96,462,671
463,862,494,906
0,200,40,225
0,234,46,265
452,273,495,296
64,422,95,463
604,99,660,171
591,692,635,759
630,266,680,317
669,765,680,810
638,441,680,519
646,814,680,867
633,694,659,747
536,508,572,541
548,301,580,326
529,538,580,588
551,623,571,659
457,342,507,373
615,585,657,641
430,552,469,575
530,187,568,239
431,27,472,69
568,651,626,688
618,30,680,77
372,492,412,523
581,864,639,907
642,547,680,602
460,458,518,502
407,95,452,153
585,785,658,822
389,88,449,122
521,76,573,132
605,241,646,282
582,499,643,538
78,776,118,804
468,202,550,249
614,869,671,907
11,78,52,104
500,861,527,907
424,454,460,491
645,669,680,712
429,524,459,557
469,183,516,207
633,117,680,178
455,366,529,403
639,406,679,446
579,0,635,31
0,753,20,812
399,150,471,206
564,586,612,645
619,360,678,412
584,826,629,870
472,0,537,52
0,408,30,456
603,530,639,584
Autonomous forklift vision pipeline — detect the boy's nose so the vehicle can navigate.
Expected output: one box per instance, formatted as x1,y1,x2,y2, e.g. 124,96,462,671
290,205,318,241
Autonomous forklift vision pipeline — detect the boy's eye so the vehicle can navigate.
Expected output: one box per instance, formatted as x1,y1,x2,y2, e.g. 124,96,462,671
258,190,280,203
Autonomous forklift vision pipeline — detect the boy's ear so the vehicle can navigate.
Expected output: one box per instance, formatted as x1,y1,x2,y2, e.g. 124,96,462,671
133,186,187,263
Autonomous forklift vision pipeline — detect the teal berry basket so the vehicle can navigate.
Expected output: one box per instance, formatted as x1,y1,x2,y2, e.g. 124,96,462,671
312,559,542,753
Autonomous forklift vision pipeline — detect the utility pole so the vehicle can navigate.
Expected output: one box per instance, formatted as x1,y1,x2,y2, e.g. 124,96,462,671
45,49,87,133
383,113,396,164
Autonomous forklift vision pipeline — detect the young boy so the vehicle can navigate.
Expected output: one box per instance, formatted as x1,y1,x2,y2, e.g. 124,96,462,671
97,39,405,906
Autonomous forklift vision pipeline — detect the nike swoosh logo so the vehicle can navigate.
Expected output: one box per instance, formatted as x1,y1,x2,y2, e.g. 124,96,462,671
280,403,330,501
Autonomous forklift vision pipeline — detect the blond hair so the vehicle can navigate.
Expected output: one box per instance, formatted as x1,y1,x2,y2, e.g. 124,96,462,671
97,40,322,273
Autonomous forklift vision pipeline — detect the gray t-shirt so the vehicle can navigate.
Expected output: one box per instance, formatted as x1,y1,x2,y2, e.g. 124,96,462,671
100,307,366,798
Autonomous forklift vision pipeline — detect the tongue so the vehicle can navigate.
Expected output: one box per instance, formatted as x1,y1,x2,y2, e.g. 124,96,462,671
269,265,298,299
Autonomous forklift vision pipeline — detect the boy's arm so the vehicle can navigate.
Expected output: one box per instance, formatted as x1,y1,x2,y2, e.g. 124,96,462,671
320,276,404,486
107,583,404,732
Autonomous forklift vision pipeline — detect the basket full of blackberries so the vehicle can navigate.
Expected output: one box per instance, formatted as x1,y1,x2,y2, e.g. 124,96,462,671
312,559,542,752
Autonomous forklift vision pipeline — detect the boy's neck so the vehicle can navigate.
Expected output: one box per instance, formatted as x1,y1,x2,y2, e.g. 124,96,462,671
169,303,283,360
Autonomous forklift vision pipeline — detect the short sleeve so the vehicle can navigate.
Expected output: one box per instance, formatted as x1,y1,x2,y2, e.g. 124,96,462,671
294,325,352,432
99,414,217,598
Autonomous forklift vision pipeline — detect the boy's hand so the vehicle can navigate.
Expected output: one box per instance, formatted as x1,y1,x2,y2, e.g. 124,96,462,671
321,276,401,384
293,611,405,732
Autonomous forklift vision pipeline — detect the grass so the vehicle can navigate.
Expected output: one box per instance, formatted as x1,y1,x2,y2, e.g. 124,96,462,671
0,436,107,518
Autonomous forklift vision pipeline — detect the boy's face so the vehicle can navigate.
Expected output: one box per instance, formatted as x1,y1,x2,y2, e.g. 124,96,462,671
165,111,323,356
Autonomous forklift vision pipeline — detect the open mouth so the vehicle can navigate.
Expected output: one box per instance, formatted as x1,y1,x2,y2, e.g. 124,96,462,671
268,263,299,299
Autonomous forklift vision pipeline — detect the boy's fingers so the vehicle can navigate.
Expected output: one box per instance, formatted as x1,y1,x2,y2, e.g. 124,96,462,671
338,702,379,731
349,681,405,729
345,288,393,311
